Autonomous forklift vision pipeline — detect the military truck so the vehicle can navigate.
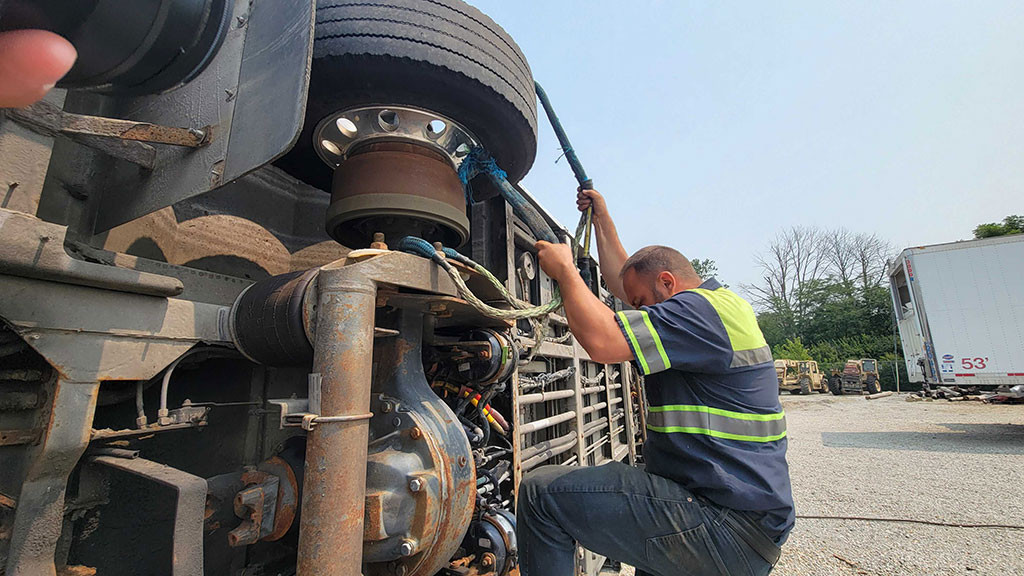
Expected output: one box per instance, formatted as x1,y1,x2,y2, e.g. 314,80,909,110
0,2,645,576
832,359,883,395
776,359,826,395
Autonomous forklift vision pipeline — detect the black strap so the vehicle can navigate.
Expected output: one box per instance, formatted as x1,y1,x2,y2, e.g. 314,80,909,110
722,510,781,566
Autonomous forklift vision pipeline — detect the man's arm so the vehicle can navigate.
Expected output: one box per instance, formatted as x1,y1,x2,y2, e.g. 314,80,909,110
577,189,629,302
535,241,633,364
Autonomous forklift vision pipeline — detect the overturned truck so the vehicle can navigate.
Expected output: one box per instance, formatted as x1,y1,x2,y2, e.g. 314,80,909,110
0,2,644,575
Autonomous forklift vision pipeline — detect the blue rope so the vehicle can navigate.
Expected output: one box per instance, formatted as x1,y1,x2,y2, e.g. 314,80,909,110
396,236,442,261
457,147,508,204
457,147,508,184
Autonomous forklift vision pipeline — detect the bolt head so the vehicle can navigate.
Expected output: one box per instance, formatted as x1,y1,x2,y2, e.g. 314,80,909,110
408,478,423,492
409,427,423,439
399,539,416,557
380,401,393,413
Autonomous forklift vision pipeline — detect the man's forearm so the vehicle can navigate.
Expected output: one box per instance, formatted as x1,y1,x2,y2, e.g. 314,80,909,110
557,269,633,364
593,213,629,302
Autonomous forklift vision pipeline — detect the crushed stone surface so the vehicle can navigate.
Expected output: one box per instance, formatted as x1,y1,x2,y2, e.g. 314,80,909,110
616,393,1024,575
775,393,1024,576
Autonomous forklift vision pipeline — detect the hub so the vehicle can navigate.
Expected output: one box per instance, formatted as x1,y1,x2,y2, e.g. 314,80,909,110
314,106,480,248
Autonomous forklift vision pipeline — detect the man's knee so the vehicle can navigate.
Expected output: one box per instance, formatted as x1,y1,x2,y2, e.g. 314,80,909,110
519,465,560,502
518,465,571,518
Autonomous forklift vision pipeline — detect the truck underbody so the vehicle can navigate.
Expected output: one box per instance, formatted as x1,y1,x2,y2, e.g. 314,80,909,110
0,2,645,575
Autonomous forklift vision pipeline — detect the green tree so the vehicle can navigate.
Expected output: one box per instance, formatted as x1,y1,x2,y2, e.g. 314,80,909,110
774,338,812,360
973,215,1024,239
691,258,718,279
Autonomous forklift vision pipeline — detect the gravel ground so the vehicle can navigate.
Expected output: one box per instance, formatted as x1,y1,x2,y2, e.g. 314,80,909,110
773,393,1024,576
616,393,1024,576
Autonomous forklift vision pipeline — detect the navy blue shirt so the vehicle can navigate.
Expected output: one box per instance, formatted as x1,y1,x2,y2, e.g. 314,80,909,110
615,278,795,541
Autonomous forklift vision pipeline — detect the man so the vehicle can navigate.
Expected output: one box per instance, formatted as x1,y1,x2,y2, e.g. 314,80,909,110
521,188,793,576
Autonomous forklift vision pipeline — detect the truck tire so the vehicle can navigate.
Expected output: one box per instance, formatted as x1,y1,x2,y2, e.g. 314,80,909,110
798,377,811,395
817,379,829,393
276,0,538,192
865,374,881,394
830,376,843,395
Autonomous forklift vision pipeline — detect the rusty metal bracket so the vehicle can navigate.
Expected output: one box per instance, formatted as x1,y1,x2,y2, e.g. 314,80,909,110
91,455,207,576
8,100,212,148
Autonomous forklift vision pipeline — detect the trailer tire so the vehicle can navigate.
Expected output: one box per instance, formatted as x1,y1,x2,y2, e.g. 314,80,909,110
865,374,881,394
276,0,538,192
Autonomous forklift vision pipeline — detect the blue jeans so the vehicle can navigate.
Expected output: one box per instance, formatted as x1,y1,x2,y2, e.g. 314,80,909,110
517,462,774,576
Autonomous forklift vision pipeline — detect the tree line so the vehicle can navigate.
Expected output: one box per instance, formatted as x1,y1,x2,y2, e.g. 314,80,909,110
687,215,1022,390
739,226,907,386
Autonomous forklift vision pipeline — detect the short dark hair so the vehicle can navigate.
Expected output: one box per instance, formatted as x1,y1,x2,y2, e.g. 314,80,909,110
620,245,699,281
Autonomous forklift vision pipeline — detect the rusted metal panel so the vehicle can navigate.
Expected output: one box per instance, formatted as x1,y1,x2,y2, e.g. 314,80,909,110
327,143,470,248
0,429,41,446
5,379,99,576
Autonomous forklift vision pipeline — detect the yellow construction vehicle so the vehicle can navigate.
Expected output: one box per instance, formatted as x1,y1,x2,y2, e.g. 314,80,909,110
776,359,827,394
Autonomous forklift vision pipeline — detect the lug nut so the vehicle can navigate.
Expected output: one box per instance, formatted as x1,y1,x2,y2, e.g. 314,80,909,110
399,539,417,557
371,232,388,250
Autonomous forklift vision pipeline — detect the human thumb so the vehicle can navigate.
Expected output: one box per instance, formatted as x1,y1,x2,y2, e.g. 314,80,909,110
0,30,77,108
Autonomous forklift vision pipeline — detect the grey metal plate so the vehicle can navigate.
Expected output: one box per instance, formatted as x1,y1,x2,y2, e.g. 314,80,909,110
41,0,314,234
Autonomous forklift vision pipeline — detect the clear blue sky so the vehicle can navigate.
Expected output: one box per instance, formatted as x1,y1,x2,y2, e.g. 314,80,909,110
470,1,1024,289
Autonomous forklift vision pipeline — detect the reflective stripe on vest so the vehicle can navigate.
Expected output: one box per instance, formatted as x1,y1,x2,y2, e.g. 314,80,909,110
617,310,670,375
647,404,787,442
686,287,772,368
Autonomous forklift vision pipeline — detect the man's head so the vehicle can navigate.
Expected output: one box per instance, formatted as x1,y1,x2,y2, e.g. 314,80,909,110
620,245,703,308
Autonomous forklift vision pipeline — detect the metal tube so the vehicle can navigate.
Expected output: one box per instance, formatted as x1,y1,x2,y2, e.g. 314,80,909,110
521,438,578,471
518,410,576,435
519,389,575,405
581,402,607,416
520,431,577,461
583,417,609,437
297,270,377,576
581,385,604,395
584,436,610,457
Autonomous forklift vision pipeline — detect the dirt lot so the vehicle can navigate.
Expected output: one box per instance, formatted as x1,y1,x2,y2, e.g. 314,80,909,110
775,392,1024,575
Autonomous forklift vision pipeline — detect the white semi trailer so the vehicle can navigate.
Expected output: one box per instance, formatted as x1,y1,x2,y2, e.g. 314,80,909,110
889,234,1024,389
